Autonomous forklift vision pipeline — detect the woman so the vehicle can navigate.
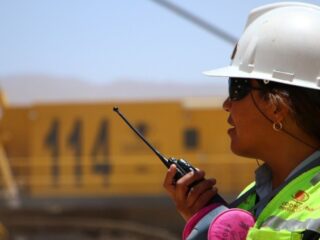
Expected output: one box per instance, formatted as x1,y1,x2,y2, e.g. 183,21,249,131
163,2,320,240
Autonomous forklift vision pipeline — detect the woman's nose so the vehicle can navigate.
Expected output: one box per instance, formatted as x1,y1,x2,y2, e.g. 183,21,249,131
222,97,231,112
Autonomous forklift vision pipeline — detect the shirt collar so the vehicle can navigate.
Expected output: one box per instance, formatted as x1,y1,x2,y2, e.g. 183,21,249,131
286,150,320,180
254,150,320,198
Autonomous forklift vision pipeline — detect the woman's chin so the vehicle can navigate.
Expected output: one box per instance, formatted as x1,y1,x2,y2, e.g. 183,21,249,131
230,142,258,159
229,135,251,157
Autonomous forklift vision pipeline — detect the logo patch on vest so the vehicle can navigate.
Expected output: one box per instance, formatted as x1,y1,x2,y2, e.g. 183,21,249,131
280,190,311,212
293,190,309,202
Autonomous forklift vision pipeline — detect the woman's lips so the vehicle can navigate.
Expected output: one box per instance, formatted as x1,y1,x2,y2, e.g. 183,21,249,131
228,127,235,135
227,116,235,126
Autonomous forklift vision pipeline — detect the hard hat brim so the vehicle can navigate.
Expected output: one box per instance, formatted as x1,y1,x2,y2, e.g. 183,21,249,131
203,66,250,79
204,66,320,90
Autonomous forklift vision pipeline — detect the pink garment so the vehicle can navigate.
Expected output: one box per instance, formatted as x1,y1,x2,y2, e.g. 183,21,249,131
182,203,221,240
208,208,255,240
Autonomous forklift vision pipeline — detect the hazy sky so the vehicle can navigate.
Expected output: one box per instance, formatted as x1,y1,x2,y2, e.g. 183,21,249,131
0,0,319,85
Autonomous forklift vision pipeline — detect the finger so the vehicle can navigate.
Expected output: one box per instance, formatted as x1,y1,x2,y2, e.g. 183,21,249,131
163,164,177,194
187,178,216,207
174,170,205,205
176,169,205,188
191,187,218,212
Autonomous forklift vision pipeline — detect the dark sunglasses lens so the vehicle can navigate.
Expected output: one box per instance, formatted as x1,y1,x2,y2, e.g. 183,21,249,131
228,78,251,101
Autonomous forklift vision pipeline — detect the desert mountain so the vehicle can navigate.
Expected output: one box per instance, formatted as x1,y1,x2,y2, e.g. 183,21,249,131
0,75,227,106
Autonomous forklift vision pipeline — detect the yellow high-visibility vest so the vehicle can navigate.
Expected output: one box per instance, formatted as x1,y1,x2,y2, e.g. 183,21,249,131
237,166,320,240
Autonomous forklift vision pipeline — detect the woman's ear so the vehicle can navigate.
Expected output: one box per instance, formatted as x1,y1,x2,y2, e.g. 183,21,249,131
268,97,290,123
257,90,289,123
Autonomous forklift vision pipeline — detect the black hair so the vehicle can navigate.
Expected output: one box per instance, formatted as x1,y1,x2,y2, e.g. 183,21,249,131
257,80,320,142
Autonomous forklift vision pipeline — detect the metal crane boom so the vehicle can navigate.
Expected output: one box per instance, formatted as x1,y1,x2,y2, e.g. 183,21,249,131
150,0,237,45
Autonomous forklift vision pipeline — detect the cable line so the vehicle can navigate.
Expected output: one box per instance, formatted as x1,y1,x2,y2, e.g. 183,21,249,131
150,0,237,45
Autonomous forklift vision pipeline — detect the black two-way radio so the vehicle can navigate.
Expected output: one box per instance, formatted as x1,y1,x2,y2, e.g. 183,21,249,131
113,106,226,204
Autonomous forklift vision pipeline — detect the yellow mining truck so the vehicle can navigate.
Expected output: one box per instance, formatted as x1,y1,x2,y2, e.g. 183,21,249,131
0,94,256,239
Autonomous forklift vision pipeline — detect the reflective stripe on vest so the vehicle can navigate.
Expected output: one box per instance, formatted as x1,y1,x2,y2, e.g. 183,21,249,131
262,216,320,232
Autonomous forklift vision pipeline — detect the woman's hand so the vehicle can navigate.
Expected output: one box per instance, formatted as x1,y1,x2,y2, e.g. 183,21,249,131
163,164,218,221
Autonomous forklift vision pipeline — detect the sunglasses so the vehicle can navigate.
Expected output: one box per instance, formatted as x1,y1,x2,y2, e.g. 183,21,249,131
228,78,263,101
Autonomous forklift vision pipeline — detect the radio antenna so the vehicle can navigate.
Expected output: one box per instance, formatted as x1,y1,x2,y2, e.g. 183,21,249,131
113,106,171,168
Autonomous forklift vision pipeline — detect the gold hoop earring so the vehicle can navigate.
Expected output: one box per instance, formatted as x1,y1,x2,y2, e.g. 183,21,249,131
273,122,283,131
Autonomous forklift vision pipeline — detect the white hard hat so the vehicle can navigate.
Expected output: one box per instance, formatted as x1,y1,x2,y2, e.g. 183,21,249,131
204,2,320,90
